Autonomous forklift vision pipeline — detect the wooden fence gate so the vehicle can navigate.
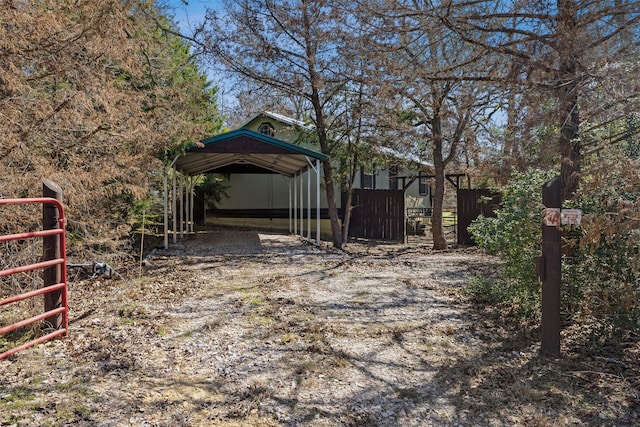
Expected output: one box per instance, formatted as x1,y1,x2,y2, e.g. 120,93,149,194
457,189,501,245
347,189,405,241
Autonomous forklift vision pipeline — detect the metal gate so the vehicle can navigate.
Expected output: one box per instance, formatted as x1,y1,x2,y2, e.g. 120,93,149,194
348,189,405,241
0,196,68,360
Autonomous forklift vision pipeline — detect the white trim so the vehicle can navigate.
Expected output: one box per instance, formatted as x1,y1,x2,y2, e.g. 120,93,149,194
239,110,314,132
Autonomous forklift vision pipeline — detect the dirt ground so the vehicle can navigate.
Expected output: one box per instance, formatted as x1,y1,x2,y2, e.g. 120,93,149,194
1,230,639,426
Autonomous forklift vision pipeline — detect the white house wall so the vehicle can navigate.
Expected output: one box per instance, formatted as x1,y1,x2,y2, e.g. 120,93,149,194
216,171,330,210
215,166,432,212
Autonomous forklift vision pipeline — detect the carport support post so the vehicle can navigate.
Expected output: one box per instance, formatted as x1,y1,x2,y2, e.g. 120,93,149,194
172,166,177,244
288,179,292,233
164,165,169,249
179,174,184,239
299,171,303,237
316,159,321,245
184,176,189,234
294,173,297,235
541,176,562,358
307,168,311,240
190,178,195,232
186,176,192,233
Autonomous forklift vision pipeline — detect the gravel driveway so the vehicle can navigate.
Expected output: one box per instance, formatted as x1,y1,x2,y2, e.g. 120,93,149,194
1,231,637,426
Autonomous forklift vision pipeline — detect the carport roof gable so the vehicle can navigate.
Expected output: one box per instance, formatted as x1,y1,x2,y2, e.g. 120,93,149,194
175,129,327,177
197,129,327,160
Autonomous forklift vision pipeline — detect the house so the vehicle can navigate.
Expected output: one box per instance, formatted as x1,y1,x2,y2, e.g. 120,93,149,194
203,111,435,240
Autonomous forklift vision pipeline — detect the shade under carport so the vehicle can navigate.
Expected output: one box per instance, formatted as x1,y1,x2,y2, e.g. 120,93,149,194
164,129,328,248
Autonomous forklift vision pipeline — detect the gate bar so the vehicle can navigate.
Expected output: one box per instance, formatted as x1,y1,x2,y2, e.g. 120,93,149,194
0,329,67,360
0,283,66,306
0,189,68,360
0,258,64,277
0,228,63,242
0,307,67,336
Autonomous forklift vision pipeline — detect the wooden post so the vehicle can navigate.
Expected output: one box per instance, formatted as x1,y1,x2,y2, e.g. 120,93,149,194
164,165,169,249
42,179,63,330
541,176,562,358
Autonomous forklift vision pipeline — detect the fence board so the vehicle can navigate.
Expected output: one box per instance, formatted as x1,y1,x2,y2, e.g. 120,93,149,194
457,189,501,245
348,189,405,241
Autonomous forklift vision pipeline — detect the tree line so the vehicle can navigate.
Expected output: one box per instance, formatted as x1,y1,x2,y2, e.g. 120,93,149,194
184,0,639,336
3,1,639,259
0,0,223,257
188,0,640,250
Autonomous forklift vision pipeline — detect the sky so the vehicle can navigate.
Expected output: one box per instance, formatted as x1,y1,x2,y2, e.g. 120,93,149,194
164,1,237,114
165,0,223,33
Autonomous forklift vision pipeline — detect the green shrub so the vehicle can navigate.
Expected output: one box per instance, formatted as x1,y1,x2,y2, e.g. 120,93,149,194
469,157,640,340
468,169,556,321
567,153,640,337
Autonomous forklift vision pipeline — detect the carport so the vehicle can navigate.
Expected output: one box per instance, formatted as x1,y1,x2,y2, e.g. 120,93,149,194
163,129,328,248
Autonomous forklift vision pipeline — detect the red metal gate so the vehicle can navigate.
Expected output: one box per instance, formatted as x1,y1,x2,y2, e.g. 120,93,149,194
0,197,68,360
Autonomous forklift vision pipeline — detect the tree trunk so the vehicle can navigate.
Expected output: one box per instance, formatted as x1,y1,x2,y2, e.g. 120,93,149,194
313,101,342,248
431,115,448,250
322,159,343,248
341,189,353,245
341,152,358,245
309,77,343,248
557,0,581,200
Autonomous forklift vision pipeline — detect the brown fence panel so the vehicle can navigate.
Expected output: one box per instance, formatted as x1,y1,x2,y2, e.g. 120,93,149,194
348,189,405,241
457,189,501,246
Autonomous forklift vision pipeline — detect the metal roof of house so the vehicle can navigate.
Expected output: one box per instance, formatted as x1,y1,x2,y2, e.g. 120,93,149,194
174,129,328,177
378,146,434,168
239,110,316,132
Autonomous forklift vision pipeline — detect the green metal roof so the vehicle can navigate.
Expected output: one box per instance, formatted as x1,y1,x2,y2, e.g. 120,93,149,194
174,129,328,177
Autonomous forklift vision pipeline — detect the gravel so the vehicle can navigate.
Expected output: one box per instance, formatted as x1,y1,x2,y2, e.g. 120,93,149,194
1,230,638,426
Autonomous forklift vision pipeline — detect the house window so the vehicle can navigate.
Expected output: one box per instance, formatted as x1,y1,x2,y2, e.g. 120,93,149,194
419,171,430,196
360,166,376,189
258,122,275,137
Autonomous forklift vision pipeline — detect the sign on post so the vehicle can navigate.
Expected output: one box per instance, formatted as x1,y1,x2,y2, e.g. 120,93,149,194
542,208,561,227
561,209,582,226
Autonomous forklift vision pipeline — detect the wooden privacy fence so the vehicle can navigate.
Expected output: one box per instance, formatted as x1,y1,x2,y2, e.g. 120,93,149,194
348,189,405,241
0,180,68,360
457,189,501,246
